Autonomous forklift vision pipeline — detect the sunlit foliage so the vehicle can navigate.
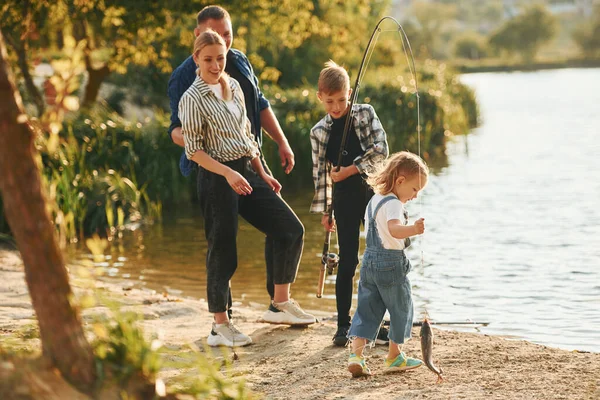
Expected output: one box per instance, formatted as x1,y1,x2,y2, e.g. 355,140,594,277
488,4,559,63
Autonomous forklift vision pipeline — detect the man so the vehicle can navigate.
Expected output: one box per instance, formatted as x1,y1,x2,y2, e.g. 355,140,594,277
168,5,308,326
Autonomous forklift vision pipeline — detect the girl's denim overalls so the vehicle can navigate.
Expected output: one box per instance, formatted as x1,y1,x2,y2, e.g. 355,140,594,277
347,195,414,345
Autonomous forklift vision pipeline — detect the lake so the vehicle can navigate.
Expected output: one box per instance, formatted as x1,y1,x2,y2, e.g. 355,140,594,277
73,68,600,353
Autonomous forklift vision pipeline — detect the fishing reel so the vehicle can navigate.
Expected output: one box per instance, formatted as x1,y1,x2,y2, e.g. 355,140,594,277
323,252,339,275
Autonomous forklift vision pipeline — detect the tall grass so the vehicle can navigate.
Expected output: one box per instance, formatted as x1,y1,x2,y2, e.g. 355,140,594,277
1,105,189,243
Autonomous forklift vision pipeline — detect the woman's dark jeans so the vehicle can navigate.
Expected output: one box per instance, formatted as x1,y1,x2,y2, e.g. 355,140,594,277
198,157,304,313
333,175,373,328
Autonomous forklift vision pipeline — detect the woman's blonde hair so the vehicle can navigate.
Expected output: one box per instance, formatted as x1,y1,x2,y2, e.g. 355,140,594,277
193,30,231,101
367,151,429,195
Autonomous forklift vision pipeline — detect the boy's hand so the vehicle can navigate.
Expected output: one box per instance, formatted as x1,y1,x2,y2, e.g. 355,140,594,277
413,218,425,235
321,214,336,232
330,166,351,182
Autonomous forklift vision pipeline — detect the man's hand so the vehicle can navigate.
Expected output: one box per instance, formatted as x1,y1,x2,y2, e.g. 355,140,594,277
171,127,185,147
279,141,295,174
260,172,282,194
260,108,294,173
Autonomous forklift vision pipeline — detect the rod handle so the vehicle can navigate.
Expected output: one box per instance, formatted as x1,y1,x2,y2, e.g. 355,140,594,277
316,264,326,298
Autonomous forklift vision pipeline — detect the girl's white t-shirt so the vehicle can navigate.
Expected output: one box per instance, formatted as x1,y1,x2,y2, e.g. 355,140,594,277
364,193,407,250
207,82,242,121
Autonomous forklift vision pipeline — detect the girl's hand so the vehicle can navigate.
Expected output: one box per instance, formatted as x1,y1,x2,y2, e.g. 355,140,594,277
413,218,425,235
321,214,336,232
225,169,252,195
262,174,282,194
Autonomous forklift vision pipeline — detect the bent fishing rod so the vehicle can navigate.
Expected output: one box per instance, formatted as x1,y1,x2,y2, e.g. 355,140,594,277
317,16,420,298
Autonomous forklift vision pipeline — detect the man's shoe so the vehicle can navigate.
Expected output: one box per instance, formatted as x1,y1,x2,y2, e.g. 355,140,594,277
269,299,316,325
383,352,423,374
348,353,371,378
207,322,252,347
375,326,390,345
332,325,350,347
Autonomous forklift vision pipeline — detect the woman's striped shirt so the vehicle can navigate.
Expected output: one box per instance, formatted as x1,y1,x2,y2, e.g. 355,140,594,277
179,75,260,162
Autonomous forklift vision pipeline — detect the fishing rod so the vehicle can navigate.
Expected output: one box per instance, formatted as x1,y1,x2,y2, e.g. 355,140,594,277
411,321,490,327
316,17,383,298
381,319,490,327
317,16,419,298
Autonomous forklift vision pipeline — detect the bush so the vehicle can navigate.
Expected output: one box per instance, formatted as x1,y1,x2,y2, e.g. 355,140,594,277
32,105,189,241
454,32,488,60
572,18,600,57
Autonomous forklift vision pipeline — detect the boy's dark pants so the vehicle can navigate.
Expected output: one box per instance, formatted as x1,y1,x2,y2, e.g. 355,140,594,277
198,157,304,313
333,175,373,328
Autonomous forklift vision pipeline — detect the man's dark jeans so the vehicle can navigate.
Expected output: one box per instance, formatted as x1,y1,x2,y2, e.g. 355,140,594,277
332,175,373,328
198,157,304,313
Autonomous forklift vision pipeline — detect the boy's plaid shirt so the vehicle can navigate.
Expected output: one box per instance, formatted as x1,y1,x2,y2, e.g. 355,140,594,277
310,104,389,214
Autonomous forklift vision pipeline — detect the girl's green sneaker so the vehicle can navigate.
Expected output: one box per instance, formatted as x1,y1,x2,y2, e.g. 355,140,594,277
348,353,371,378
383,352,423,374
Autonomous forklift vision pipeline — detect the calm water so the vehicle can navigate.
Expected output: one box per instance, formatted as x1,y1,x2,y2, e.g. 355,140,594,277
73,68,600,353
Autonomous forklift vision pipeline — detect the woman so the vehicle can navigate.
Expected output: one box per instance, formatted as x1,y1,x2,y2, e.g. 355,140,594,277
179,30,315,347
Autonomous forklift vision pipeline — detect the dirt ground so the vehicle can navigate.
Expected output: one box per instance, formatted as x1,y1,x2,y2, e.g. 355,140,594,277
1,249,599,399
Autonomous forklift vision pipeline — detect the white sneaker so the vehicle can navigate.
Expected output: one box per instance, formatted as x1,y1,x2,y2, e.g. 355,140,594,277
261,303,288,324
207,322,252,347
267,299,316,325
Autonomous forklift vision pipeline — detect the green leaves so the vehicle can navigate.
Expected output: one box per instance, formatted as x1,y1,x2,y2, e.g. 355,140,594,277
488,4,558,63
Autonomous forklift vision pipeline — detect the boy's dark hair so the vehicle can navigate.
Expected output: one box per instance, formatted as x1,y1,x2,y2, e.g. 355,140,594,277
197,5,230,25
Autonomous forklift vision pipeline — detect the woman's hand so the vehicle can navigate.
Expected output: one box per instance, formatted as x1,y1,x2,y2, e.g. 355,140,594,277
261,174,282,194
225,169,252,195
321,214,336,232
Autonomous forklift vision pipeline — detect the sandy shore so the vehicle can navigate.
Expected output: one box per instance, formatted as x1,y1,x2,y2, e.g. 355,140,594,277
1,249,599,399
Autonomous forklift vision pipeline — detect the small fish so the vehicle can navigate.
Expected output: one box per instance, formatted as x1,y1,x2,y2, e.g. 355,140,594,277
420,318,444,383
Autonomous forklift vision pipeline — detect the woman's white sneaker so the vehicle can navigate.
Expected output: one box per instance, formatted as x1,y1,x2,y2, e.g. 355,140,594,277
269,299,316,325
207,322,252,347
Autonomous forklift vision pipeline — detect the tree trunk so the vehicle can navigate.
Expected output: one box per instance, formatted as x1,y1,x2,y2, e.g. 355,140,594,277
0,30,96,392
83,54,110,105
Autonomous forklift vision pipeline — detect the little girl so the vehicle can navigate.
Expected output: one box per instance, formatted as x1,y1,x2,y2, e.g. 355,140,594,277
347,151,429,377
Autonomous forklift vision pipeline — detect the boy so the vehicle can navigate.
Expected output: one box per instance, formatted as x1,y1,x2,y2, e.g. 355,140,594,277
310,60,389,346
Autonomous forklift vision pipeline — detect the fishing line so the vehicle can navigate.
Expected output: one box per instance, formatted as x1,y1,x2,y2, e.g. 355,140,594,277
393,20,424,270
356,19,423,270
333,17,430,362
317,21,385,299
348,17,424,266
320,17,424,299
361,18,426,322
